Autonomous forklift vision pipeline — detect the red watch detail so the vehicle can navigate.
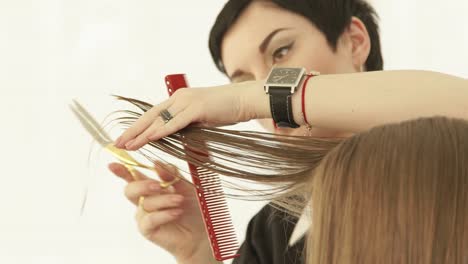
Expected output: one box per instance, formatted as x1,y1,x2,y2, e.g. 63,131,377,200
301,73,318,126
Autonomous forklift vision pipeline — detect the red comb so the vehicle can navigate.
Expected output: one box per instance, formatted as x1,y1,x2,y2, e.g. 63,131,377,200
165,74,240,261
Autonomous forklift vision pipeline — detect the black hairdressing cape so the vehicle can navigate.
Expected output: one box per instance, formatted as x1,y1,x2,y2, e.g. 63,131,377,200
233,204,305,264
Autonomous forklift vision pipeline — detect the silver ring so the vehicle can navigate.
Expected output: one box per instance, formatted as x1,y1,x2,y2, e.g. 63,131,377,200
160,109,173,123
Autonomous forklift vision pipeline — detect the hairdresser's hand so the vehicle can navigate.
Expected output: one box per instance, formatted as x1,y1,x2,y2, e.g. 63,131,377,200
114,80,270,150
108,161,221,264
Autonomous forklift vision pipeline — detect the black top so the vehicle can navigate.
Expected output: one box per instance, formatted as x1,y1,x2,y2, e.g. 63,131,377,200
233,204,305,264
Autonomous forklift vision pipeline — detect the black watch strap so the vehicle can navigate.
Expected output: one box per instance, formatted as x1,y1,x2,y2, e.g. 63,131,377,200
269,87,300,128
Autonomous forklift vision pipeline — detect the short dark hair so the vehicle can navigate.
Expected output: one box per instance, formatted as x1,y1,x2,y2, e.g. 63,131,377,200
209,0,383,73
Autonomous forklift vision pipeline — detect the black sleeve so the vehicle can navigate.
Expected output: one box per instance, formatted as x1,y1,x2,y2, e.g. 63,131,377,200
232,203,305,264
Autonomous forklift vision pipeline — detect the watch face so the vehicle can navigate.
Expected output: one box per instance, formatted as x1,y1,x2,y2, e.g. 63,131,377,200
266,67,304,85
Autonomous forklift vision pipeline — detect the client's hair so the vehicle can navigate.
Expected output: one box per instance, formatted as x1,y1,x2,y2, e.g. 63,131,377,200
114,96,467,263
306,116,468,264
113,95,342,206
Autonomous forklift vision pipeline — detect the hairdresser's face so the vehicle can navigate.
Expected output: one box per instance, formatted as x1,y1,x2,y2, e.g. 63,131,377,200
221,1,361,137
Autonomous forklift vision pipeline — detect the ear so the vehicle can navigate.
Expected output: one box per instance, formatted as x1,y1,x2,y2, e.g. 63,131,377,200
345,17,371,71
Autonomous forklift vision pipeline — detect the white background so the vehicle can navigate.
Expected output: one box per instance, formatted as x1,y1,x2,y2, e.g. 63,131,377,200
0,0,467,263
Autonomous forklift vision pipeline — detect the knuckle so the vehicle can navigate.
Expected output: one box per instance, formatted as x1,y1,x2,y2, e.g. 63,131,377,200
191,106,203,121
175,88,194,100
143,198,157,211
171,88,185,97
144,133,154,142
124,181,148,200
166,164,179,175
148,105,161,114
124,185,133,199
148,213,159,227
174,120,189,132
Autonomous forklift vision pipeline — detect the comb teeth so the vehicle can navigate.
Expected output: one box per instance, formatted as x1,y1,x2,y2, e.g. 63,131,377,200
191,166,240,261
165,74,239,261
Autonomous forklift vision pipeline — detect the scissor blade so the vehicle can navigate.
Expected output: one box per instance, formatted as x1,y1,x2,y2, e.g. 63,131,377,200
70,100,113,147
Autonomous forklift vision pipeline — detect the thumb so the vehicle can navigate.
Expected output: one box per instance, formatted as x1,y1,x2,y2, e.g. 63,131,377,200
153,161,180,182
108,162,149,183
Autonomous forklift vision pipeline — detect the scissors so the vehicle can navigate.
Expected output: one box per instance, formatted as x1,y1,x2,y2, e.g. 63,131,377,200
69,99,184,206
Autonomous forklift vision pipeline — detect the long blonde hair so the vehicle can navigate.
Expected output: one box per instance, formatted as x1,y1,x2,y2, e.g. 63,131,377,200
307,116,468,264
114,96,468,262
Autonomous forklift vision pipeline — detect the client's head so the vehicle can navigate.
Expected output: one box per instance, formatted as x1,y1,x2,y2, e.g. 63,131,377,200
306,116,468,264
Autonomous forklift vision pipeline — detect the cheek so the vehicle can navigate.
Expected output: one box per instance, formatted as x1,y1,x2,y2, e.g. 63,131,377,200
286,50,327,74
303,51,343,74
292,40,354,74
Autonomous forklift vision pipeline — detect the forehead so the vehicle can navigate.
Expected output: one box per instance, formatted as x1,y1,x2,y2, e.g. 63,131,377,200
220,1,310,75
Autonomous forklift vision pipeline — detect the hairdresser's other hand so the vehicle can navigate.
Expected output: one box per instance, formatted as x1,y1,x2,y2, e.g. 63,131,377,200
108,161,221,264
115,80,269,150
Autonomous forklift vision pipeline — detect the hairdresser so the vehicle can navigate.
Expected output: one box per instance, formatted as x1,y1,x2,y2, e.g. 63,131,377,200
109,0,468,263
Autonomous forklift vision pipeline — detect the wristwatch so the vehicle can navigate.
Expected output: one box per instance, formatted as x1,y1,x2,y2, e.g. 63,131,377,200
264,67,306,128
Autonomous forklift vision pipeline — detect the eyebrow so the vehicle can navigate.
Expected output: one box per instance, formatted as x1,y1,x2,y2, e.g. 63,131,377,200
229,27,292,81
259,27,291,53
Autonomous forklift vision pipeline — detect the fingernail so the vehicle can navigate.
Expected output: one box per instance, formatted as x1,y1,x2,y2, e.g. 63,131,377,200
148,134,157,141
170,209,183,216
149,183,160,191
114,136,123,148
125,139,136,150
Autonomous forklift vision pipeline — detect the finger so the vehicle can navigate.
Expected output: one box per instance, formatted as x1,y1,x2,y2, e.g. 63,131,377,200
141,194,184,212
199,122,239,127
124,179,171,205
115,99,173,148
153,161,192,191
125,115,166,150
126,105,186,150
154,161,180,182
108,163,148,183
138,209,184,239
141,108,194,144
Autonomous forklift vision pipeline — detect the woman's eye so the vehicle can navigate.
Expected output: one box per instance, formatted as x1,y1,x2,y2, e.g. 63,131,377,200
272,42,294,63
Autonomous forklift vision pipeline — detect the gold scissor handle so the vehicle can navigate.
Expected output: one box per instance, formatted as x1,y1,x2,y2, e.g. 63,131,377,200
105,144,181,187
